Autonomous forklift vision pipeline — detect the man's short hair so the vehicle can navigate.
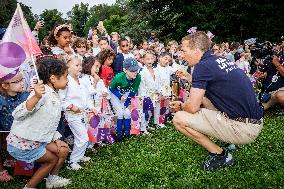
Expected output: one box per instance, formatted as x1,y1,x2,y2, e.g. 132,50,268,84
182,31,211,52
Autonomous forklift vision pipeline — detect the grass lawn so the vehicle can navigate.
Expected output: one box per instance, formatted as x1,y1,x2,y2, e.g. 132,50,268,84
2,110,284,189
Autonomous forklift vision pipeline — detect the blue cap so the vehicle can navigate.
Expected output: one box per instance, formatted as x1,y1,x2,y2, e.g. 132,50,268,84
123,58,140,72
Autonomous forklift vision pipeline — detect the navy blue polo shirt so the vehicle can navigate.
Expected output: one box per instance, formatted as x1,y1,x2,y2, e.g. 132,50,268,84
192,51,263,120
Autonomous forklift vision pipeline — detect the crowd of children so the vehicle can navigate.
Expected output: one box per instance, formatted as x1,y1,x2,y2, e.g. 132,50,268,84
1,21,284,188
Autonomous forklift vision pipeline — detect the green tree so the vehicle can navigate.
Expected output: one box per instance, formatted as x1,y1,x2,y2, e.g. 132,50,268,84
70,2,90,37
38,9,64,41
0,0,35,28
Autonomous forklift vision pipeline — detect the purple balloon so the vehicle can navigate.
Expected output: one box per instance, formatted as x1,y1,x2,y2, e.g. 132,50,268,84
90,115,100,129
0,68,19,81
0,42,26,68
131,109,139,121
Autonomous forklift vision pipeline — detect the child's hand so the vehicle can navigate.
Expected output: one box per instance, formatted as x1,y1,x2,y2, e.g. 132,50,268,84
34,80,45,99
91,108,99,115
121,94,127,102
71,105,81,113
93,74,100,82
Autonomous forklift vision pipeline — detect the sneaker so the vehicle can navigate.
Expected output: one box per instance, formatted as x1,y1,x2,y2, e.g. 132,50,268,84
156,124,166,129
141,130,150,136
80,156,91,162
67,162,82,170
202,150,234,171
226,144,240,151
46,175,70,188
23,186,36,189
276,108,284,115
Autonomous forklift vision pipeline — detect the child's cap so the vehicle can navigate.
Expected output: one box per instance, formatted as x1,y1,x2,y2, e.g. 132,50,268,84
123,58,140,72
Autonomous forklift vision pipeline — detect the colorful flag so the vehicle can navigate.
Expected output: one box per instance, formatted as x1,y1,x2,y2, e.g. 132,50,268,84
88,97,115,143
130,96,143,135
159,98,171,124
0,3,41,81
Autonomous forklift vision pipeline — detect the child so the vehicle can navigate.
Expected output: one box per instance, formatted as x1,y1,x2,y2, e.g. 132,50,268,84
48,24,71,58
92,34,101,56
0,72,29,182
80,56,109,112
99,49,116,87
138,52,159,135
6,57,70,189
109,58,141,140
59,55,92,170
80,56,114,144
98,37,110,51
72,38,87,60
154,52,176,128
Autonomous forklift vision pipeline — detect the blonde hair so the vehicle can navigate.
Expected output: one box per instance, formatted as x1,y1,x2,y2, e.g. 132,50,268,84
182,31,211,52
66,54,81,66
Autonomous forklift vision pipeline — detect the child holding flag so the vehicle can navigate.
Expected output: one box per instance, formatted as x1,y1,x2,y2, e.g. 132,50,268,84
6,57,70,189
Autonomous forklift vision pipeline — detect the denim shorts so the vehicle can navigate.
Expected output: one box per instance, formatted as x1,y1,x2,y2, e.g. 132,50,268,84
7,143,47,163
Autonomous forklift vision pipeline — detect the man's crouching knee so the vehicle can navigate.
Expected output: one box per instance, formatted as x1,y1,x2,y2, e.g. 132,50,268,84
173,111,189,129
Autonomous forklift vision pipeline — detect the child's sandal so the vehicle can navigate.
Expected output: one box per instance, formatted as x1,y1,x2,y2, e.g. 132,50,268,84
0,170,13,182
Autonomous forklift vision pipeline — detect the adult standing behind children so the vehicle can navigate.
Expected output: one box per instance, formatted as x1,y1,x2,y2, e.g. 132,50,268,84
170,31,263,171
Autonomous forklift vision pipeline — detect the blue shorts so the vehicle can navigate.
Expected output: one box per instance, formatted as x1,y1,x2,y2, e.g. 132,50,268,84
7,143,47,163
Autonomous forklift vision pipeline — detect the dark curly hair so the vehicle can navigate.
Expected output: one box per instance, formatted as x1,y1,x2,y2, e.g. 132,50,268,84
37,57,68,84
47,25,70,46
72,37,87,53
98,49,116,65
82,55,102,76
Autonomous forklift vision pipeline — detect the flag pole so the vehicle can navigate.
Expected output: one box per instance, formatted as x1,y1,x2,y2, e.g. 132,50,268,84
17,3,40,81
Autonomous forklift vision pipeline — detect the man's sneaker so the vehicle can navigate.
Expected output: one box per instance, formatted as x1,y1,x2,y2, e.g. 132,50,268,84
202,150,234,171
80,156,91,162
46,175,70,188
67,162,82,170
226,144,240,151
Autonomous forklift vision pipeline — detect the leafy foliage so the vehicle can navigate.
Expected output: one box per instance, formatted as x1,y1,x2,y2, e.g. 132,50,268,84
69,3,90,37
38,9,65,41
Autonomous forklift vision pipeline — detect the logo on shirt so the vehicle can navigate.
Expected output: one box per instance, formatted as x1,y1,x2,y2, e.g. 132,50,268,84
216,58,238,73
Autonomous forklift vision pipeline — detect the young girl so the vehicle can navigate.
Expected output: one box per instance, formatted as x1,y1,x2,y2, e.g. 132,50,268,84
80,56,109,113
92,34,101,56
48,24,71,58
80,56,114,144
138,52,158,135
109,58,141,140
99,49,116,87
154,52,176,128
59,55,92,171
72,38,87,60
0,72,29,182
6,57,70,189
